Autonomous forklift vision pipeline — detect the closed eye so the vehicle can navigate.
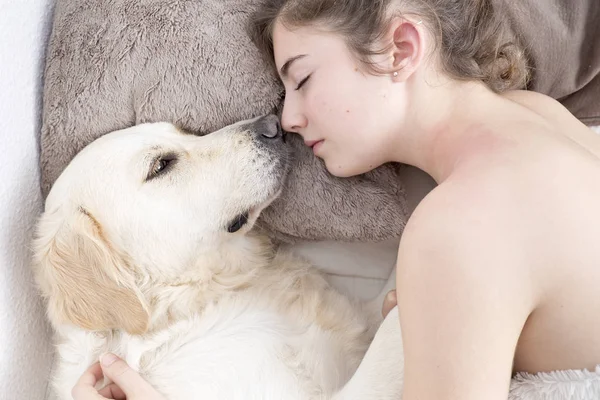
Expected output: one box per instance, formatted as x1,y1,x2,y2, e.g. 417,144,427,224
295,75,311,91
146,153,178,181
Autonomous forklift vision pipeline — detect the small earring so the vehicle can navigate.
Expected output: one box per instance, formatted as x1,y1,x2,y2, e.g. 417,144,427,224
416,20,423,25
393,71,398,77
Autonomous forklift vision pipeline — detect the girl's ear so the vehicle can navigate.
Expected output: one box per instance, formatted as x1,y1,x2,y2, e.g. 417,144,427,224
384,18,427,81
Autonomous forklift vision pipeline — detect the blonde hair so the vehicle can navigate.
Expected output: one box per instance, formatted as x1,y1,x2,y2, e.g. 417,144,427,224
249,0,530,92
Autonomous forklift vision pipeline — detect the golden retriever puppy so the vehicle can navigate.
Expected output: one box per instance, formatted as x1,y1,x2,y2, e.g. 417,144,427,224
32,115,403,400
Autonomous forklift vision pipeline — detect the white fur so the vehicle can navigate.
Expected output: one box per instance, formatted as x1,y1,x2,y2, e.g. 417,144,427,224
32,120,403,400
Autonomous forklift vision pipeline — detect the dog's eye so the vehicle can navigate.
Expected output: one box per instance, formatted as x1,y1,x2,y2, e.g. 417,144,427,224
147,155,176,181
227,212,249,233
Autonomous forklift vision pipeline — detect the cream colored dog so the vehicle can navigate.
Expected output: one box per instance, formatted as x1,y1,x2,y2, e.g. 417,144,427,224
32,115,403,400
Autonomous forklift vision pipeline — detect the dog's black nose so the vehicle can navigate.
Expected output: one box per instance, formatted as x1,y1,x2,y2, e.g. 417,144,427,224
260,115,282,139
252,114,285,141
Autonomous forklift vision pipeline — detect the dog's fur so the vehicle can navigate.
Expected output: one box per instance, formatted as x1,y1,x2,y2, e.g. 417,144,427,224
32,117,403,400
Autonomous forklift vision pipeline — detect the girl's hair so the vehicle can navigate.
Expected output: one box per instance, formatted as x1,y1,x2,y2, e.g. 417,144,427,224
248,0,530,92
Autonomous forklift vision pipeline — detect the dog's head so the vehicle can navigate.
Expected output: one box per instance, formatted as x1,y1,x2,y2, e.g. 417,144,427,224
32,115,290,335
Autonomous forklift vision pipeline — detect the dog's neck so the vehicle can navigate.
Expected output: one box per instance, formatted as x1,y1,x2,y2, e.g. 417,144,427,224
139,232,276,333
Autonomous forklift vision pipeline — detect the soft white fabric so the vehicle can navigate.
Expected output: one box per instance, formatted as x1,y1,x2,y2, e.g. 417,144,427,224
0,0,56,398
509,366,600,399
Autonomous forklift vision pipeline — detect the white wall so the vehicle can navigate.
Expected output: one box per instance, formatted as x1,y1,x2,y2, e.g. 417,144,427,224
0,0,56,398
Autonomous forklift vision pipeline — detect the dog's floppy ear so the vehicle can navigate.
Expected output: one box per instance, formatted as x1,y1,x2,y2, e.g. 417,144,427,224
33,207,150,335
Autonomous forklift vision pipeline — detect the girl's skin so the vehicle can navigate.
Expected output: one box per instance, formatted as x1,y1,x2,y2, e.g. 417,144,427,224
73,15,600,400
273,16,600,400
72,354,163,400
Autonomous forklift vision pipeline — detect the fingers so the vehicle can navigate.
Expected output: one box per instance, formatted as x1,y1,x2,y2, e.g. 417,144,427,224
72,363,106,400
381,289,398,318
100,353,157,398
98,383,127,399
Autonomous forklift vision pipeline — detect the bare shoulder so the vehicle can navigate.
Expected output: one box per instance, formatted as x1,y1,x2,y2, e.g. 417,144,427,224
400,175,518,255
501,90,573,121
397,175,535,303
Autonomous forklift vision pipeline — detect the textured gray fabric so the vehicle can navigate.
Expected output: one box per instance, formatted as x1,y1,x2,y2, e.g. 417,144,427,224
40,0,409,243
497,0,600,125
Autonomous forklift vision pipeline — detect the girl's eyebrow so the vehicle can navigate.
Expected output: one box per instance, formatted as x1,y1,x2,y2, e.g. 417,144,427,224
280,54,307,78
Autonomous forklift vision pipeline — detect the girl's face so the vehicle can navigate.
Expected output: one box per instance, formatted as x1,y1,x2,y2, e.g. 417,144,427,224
273,22,407,177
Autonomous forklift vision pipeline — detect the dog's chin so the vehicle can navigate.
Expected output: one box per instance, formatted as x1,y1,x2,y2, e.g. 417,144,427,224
243,153,290,232
245,186,283,231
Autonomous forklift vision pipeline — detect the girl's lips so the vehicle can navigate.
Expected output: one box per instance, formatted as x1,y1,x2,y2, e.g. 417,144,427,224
312,140,324,154
304,139,323,148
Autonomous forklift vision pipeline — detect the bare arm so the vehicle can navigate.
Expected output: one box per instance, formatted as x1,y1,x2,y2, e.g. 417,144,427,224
396,190,535,400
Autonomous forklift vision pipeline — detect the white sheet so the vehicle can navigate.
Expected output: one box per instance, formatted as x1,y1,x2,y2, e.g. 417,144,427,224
285,238,399,300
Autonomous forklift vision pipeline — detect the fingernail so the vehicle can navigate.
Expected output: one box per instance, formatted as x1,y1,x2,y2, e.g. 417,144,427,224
101,353,119,366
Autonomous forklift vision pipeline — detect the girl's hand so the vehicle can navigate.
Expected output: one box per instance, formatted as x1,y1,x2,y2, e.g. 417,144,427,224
382,289,397,318
72,354,165,400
